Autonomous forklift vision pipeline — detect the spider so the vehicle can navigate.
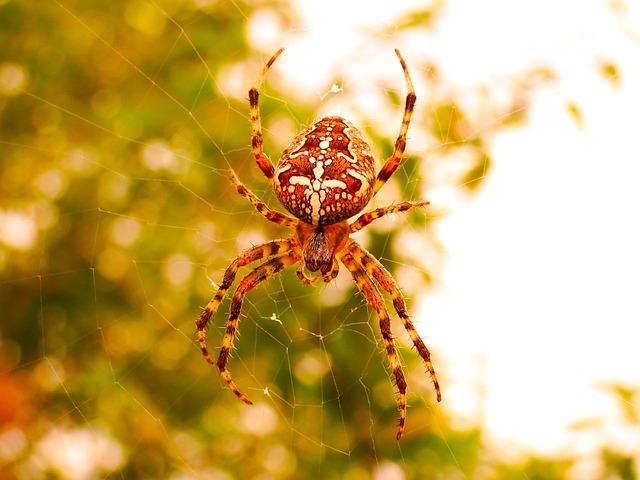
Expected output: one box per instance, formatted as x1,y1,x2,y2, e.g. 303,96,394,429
196,48,441,440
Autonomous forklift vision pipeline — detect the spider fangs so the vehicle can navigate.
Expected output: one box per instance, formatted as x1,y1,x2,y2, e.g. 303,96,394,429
196,48,441,440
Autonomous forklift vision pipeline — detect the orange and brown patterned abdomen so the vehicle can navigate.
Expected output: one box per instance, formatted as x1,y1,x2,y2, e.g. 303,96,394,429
274,116,376,226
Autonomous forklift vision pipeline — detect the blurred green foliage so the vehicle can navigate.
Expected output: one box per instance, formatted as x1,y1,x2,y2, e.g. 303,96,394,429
1,0,636,479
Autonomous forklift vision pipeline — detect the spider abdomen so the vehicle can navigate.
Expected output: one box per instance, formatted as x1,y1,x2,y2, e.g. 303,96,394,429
273,116,376,226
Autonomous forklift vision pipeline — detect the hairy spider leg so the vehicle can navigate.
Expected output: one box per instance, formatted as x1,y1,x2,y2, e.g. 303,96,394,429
230,171,336,286
347,242,441,404
339,250,409,441
230,170,297,228
198,48,437,439
248,48,285,181
196,239,298,364
349,201,430,234
217,250,302,404
374,49,416,194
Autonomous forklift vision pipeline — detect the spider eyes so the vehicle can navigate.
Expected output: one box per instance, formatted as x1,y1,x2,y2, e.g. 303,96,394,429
302,229,333,273
295,221,350,276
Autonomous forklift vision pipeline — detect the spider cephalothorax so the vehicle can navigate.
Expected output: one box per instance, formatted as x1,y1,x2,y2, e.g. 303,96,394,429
196,48,441,439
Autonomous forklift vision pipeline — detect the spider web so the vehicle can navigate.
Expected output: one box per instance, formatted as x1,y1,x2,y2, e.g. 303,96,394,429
6,0,637,478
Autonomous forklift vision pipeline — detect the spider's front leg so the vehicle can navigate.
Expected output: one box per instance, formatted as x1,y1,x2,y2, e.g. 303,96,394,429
217,250,301,404
348,242,441,403
339,250,409,440
196,239,297,364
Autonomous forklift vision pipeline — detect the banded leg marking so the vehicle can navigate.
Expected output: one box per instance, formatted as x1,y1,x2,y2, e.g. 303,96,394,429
350,201,430,234
217,250,301,404
375,49,416,194
196,239,297,365
340,251,408,440
230,170,297,228
348,241,441,403
248,48,284,180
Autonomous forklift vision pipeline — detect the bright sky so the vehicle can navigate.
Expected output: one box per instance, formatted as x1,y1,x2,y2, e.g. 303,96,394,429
250,0,640,455
424,0,640,455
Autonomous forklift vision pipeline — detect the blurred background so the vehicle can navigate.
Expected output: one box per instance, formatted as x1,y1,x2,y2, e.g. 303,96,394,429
1,0,639,478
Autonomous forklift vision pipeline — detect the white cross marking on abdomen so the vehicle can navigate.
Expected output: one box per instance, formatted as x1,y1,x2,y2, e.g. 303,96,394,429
289,158,347,224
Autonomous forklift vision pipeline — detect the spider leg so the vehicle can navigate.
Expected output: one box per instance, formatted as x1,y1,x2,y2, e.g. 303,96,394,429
230,170,298,228
217,250,302,404
347,241,441,403
350,201,430,234
374,49,416,194
196,239,297,365
339,250,408,441
248,48,285,181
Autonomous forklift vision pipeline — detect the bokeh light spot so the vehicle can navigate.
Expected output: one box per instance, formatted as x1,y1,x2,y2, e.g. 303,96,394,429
0,63,27,95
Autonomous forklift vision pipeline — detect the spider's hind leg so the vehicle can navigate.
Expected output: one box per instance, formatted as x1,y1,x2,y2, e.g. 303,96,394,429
374,49,416,194
248,48,285,181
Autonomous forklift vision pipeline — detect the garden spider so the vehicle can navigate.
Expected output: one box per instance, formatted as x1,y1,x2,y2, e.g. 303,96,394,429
196,48,441,440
